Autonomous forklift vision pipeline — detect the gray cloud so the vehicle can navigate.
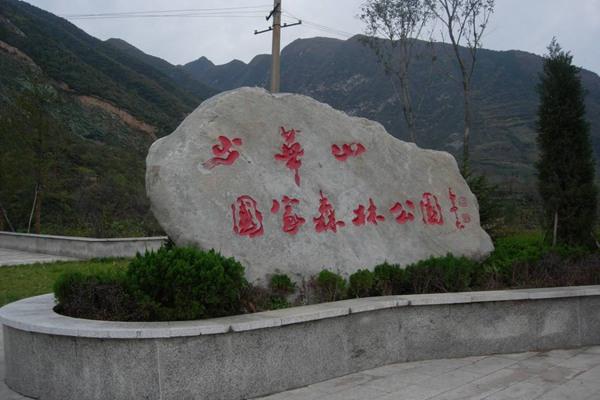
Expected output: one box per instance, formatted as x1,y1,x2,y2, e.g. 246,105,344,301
25,0,600,74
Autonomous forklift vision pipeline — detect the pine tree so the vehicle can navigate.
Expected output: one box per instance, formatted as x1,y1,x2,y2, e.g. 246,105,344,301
536,38,597,247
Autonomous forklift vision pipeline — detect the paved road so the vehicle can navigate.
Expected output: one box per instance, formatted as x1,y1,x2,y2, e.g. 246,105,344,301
1,326,599,400
0,248,77,266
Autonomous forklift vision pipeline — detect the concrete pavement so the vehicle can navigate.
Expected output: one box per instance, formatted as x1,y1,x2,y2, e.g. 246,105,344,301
0,247,77,266
255,347,600,400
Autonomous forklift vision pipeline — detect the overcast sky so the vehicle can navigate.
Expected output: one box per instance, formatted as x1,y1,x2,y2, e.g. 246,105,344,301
26,0,600,74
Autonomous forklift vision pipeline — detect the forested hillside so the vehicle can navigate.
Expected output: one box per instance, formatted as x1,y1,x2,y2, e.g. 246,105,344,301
0,0,212,236
184,36,600,192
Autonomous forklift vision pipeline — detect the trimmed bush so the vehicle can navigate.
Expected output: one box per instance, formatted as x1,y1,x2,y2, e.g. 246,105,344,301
404,254,477,293
53,270,144,321
373,262,405,295
265,273,296,309
269,273,295,297
316,270,346,301
127,247,247,321
348,269,374,298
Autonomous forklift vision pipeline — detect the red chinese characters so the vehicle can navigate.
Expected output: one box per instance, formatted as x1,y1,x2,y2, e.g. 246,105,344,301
331,143,366,161
314,191,345,233
203,135,242,169
390,200,415,224
420,193,444,225
231,195,264,238
274,127,304,186
448,188,470,229
353,198,385,226
271,196,306,235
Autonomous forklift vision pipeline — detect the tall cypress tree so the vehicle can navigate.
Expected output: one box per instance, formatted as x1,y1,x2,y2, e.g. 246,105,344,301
536,38,597,247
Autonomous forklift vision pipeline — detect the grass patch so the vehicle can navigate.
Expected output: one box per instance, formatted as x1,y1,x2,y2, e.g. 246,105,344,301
0,259,128,307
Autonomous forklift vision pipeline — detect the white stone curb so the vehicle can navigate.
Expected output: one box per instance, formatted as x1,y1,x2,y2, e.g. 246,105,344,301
1,286,599,339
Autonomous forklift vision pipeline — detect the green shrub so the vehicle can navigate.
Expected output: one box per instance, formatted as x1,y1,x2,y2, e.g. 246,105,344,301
551,244,591,261
127,247,247,321
266,273,295,310
348,269,374,298
479,233,593,288
484,233,547,270
373,262,405,295
404,254,477,293
269,296,291,310
53,270,144,321
269,273,296,297
315,270,347,301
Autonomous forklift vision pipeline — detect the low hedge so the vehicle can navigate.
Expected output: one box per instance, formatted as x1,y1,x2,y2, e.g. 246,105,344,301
54,247,247,321
54,234,600,321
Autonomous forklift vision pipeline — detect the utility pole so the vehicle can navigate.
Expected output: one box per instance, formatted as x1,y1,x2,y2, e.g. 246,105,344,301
270,0,281,93
254,0,301,93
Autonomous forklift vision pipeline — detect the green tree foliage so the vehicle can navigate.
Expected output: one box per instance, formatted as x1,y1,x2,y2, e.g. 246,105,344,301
536,39,597,247
465,172,502,239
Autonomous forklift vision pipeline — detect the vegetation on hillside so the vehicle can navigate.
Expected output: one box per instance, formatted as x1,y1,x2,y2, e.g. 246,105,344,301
0,66,161,236
0,0,215,236
0,0,209,135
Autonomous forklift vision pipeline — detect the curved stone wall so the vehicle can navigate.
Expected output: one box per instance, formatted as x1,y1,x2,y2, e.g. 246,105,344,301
1,287,600,400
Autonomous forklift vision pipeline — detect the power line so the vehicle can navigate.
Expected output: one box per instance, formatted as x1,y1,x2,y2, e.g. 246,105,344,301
282,12,354,39
62,5,356,41
64,5,272,18
67,14,268,21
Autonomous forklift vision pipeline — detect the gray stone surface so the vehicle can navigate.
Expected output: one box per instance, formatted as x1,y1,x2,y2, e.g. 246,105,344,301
0,247,77,266
146,87,493,283
2,288,600,400
0,232,166,259
579,295,600,346
253,347,600,400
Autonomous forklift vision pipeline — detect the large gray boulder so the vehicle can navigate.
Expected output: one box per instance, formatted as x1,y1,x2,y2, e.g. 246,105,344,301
146,87,493,283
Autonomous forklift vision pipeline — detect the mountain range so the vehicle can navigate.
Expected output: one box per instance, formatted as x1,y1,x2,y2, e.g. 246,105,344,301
179,37,600,191
1,0,600,236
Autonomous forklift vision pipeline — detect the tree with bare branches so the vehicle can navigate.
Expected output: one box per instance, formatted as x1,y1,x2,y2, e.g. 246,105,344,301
426,0,495,172
360,0,433,143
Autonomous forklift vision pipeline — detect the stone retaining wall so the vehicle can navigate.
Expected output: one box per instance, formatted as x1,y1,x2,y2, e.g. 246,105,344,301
1,286,599,400
0,232,166,259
